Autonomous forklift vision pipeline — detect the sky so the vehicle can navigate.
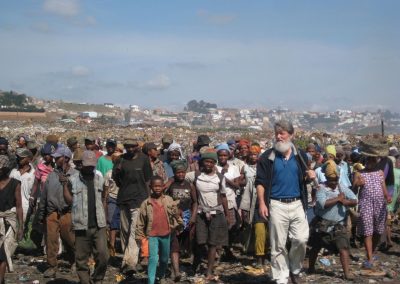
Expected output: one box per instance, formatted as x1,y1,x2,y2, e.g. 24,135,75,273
0,0,399,112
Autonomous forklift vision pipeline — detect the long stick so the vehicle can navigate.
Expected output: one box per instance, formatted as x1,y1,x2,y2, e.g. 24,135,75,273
292,142,319,188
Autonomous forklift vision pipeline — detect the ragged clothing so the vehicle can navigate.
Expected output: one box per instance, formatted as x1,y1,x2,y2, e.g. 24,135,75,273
136,195,182,240
0,209,19,272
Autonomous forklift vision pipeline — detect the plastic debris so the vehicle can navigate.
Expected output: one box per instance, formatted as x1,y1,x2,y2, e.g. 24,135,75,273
319,258,331,267
115,273,125,282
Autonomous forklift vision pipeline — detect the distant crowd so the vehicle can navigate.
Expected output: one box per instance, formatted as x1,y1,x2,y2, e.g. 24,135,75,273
0,120,399,284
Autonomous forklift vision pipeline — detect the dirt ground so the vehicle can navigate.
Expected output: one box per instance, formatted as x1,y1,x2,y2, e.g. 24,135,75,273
6,221,400,284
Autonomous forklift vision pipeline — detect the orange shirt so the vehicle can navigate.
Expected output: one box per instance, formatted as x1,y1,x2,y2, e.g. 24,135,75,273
148,198,170,237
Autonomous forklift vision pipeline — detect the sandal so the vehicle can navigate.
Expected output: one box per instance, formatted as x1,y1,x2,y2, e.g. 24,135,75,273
362,260,373,270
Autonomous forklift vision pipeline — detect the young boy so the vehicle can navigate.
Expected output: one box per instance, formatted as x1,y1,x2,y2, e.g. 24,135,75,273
136,176,182,284
167,160,195,281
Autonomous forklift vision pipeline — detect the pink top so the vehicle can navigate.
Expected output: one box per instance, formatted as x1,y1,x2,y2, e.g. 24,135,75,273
35,163,53,186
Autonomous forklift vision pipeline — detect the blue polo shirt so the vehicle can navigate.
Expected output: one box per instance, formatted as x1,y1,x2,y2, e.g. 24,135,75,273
271,152,300,199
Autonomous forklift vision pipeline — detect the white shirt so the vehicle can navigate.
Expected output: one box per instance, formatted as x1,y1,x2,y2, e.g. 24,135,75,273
10,164,35,220
195,172,227,211
217,164,241,209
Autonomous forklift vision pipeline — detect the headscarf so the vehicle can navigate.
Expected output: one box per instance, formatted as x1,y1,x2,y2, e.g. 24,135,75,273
215,143,230,153
167,142,183,159
326,145,336,157
238,139,250,148
200,147,218,162
323,159,339,180
249,145,261,154
170,160,188,173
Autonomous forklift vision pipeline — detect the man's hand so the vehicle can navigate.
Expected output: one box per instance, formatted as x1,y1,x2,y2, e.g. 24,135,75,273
306,170,316,180
337,192,345,203
59,173,68,184
258,202,269,220
29,196,36,208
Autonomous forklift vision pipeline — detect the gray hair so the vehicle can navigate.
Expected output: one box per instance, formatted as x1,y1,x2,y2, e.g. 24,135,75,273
274,120,294,135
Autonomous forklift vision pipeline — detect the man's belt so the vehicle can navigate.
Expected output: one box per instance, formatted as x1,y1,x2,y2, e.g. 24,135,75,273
271,197,301,203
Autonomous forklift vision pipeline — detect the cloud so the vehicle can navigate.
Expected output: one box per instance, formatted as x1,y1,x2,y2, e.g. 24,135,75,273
197,9,237,25
71,65,90,76
31,22,52,33
169,61,207,70
85,16,96,26
144,74,171,90
43,0,80,17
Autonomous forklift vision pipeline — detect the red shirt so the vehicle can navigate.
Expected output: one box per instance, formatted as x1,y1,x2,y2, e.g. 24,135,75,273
148,198,170,237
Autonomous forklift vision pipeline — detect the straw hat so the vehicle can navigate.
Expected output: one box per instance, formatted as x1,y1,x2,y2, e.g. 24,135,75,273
359,139,388,157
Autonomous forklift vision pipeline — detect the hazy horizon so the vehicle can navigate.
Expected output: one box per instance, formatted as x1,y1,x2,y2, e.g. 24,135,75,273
1,1,399,112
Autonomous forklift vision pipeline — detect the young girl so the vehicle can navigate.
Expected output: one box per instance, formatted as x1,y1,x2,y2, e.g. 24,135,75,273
354,143,391,269
136,176,182,284
167,160,194,281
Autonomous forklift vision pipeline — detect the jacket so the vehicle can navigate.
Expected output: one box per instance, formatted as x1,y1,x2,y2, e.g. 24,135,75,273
37,168,77,221
68,172,106,230
135,195,182,240
255,147,309,211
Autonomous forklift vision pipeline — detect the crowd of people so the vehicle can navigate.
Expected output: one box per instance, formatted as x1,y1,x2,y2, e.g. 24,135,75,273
0,120,399,284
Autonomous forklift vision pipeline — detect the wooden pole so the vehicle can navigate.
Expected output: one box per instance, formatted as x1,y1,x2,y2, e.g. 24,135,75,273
381,119,384,137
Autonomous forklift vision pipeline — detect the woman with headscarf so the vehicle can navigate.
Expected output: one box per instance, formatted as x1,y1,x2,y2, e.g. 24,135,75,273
240,145,268,268
353,140,392,269
163,142,184,179
0,156,24,283
216,143,242,260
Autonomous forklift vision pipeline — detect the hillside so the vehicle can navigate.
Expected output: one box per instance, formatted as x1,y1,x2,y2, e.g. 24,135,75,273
0,90,44,112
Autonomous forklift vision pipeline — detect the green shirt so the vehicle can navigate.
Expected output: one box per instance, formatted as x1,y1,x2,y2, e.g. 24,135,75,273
388,168,400,212
96,155,113,177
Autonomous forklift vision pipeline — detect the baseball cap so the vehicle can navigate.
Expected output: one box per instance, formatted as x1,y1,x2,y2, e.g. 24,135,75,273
16,148,33,158
82,150,98,167
197,135,211,146
51,144,72,159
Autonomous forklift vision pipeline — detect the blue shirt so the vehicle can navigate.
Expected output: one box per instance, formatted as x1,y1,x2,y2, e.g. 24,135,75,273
315,185,357,223
163,161,174,178
338,161,352,189
270,152,300,199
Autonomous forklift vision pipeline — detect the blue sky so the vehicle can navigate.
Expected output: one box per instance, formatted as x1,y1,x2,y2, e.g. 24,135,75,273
0,0,399,111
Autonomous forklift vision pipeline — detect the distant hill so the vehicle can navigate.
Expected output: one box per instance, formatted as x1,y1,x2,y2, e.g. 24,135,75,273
184,99,217,113
0,90,44,112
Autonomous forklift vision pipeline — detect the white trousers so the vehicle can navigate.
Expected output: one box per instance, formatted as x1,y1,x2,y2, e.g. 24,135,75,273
269,199,309,284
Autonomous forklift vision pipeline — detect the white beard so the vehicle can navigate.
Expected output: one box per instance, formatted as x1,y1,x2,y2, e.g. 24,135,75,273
274,141,292,154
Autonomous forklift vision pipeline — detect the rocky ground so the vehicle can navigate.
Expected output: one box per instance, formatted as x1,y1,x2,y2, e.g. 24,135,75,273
6,224,400,284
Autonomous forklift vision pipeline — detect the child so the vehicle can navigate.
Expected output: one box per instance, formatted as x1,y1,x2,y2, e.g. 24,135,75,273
136,176,182,284
167,160,195,281
354,141,392,269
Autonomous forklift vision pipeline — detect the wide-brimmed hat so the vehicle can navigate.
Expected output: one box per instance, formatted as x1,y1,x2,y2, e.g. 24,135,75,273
359,139,388,157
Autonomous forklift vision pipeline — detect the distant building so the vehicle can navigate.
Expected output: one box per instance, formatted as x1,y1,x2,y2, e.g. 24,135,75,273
81,111,98,118
104,103,115,108
129,105,140,112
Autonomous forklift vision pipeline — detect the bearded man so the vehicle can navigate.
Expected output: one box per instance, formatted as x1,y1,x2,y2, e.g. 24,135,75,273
255,120,316,284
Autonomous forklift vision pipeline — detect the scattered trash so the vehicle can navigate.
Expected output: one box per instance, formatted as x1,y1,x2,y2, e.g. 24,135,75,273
319,258,331,267
115,273,125,282
18,272,29,282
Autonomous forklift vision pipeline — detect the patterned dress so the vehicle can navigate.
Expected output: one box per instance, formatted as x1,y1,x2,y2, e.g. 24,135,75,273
358,170,387,236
